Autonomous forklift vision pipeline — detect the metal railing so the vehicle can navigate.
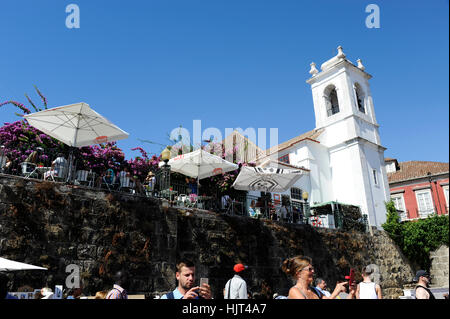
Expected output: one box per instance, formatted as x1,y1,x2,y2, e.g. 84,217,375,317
0,161,369,232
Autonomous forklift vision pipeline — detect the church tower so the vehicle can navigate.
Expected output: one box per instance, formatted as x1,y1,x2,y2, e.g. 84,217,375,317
306,46,390,229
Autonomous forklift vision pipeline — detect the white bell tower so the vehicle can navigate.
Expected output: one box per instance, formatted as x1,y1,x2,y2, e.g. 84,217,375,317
306,46,390,229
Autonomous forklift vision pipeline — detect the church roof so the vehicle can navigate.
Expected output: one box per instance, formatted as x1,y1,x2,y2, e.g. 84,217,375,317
259,159,310,171
387,161,449,184
221,128,324,164
263,128,324,158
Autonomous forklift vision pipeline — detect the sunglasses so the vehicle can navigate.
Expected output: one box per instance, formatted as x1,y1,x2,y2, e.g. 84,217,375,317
301,266,315,272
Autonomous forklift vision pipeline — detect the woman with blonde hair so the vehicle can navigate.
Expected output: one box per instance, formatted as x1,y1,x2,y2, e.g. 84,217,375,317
94,290,109,299
281,256,354,299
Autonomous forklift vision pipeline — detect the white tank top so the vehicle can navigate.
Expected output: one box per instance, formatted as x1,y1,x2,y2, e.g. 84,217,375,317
359,282,378,299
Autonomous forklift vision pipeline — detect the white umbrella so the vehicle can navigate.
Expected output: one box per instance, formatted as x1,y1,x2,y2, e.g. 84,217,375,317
168,149,239,180
23,102,129,181
232,166,306,192
23,102,129,148
0,257,47,272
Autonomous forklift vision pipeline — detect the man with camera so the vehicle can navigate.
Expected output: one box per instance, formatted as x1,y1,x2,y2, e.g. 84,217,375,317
161,260,211,299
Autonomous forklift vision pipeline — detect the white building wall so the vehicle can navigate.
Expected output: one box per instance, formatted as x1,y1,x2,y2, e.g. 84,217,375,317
328,143,366,207
328,140,389,228
278,140,333,205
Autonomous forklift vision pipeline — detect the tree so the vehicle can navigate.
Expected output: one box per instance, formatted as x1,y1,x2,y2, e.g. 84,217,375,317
382,201,449,270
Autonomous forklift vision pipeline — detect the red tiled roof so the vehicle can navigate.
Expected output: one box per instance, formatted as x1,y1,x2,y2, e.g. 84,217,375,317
388,161,449,183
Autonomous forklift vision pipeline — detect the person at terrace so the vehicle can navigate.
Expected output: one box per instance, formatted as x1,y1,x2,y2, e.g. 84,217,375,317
160,260,211,299
281,255,353,299
25,147,43,164
248,200,257,218
248,200,261,218
44,153,67,180
144,171,156,195
21,147,43,175
118,165,134,189
96,168,116,188
221,194,231,212
1,154,12,174
186,177,198,195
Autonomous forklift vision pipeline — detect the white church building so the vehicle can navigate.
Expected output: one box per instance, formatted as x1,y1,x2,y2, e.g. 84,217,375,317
233,46,391,229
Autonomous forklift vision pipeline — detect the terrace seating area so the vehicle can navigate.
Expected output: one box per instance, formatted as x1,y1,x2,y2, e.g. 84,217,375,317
0,159,313,225
0,148,368,231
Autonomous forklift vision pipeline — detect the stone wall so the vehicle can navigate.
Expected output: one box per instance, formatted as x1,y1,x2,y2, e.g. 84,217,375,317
0,174,415,298
430,245,449,288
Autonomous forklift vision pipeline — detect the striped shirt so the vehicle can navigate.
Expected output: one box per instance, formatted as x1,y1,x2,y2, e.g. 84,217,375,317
106,284,128,299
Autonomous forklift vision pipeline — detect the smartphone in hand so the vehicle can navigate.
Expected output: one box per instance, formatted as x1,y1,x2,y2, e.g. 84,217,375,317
345,269,355,292
200,278,209,287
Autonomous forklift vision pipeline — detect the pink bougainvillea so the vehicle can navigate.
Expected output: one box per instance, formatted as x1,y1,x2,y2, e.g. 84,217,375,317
0,88,160,180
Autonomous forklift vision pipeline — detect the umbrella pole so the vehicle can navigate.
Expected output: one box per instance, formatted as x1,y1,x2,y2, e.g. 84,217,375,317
67,113,81,184
67,148,75,183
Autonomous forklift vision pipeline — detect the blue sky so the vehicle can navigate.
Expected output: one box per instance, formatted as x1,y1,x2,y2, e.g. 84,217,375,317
1,0,448,163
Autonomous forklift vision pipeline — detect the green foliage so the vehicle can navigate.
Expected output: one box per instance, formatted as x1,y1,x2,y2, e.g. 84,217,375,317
382,201,449,270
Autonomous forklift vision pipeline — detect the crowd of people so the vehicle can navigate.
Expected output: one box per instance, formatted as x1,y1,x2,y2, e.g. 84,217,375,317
0,148,158,196
4,256,442,300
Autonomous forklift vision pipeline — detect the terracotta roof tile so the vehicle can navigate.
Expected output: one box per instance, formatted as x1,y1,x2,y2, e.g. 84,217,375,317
387,161,449,183
264,128,324,157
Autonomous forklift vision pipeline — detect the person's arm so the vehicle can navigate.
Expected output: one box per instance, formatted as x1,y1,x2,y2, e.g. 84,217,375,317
239,281,248,299
323,282,347,299
376,284,382,299
415,287,429,299
356,283,360,299
346,283,357,299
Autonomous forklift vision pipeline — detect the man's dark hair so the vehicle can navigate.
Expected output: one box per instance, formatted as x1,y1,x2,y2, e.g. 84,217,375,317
113,269,129,289
314,278,325,286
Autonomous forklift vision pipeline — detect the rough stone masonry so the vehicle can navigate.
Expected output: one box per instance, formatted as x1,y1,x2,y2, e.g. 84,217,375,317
0,174,415,298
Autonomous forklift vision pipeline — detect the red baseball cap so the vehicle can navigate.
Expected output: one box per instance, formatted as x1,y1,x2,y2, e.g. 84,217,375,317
233,263,248,273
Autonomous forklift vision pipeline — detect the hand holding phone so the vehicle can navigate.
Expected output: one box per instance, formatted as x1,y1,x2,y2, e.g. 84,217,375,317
200,278,209,287
199,278,211,299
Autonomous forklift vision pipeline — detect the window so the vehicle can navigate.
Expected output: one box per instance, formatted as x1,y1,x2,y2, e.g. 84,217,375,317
391,194,407,221
354,83,365,113
290,187,303,201
385,162,397,173
372,169,378,185
279,154,290,164
324,85,340,116
443,185,449,211
415,189,434,218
